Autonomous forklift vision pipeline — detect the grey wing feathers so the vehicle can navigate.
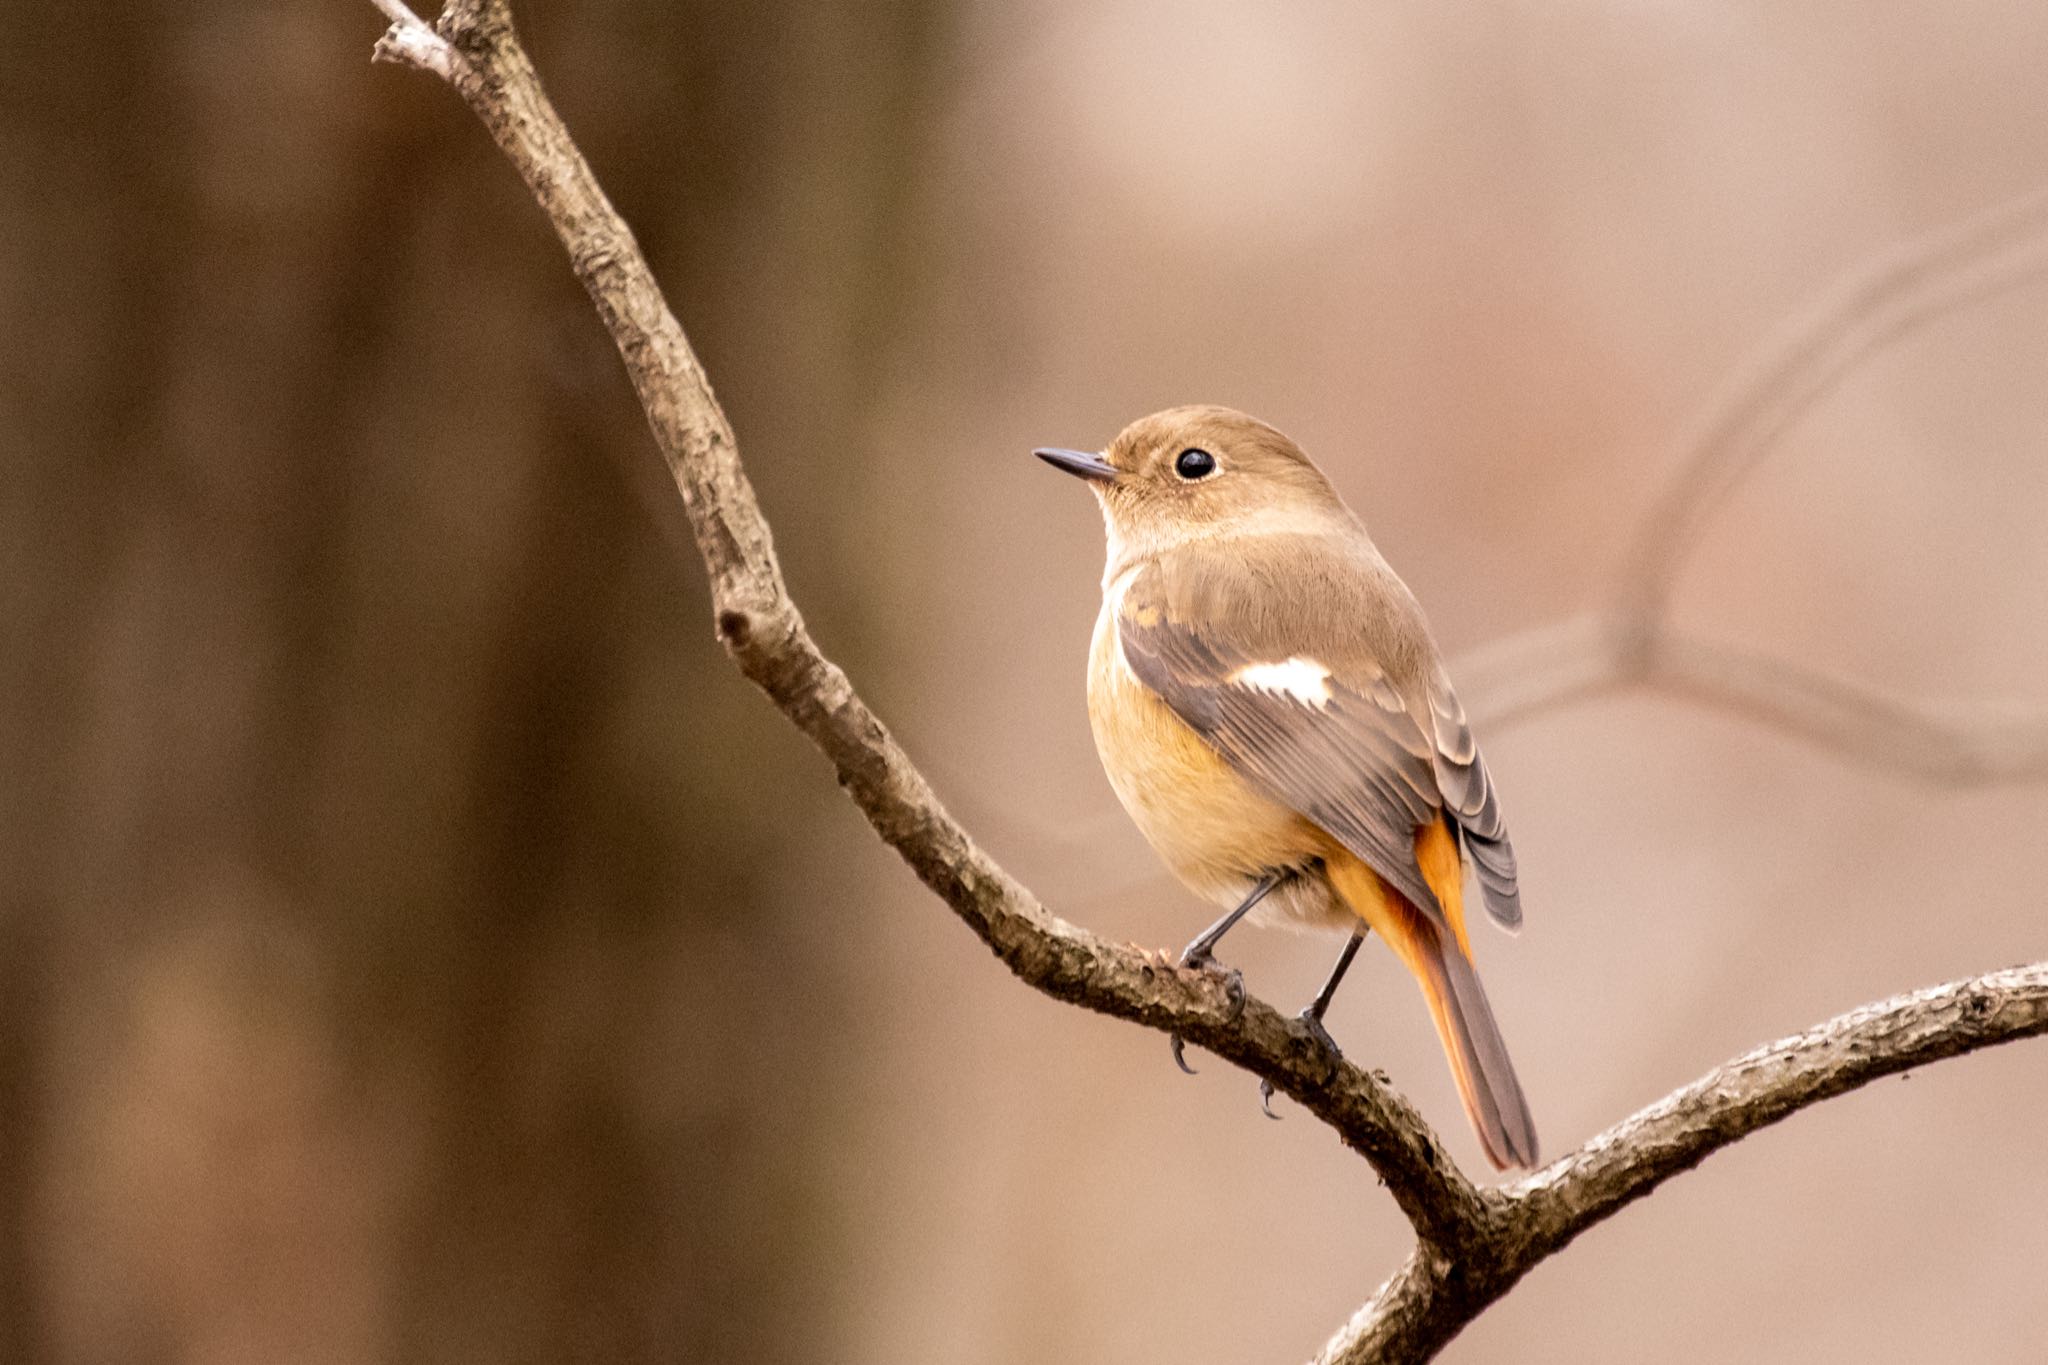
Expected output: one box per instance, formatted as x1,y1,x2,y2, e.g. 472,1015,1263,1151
1117,547,1525,934
1425,663,1522,930
1116,596,1450,926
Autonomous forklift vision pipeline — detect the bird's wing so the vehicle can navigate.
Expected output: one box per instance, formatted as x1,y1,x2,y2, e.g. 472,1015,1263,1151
1115,534,1521,930
1422,658,1521,928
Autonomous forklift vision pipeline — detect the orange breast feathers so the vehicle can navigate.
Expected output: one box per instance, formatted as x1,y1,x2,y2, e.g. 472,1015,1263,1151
1085,601,1331,907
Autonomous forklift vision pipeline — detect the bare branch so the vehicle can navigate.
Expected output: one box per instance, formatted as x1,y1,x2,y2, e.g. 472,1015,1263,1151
366,10,2048,1363
1315,961,2048,1365
368,0,461,78
1516,961,2048,1237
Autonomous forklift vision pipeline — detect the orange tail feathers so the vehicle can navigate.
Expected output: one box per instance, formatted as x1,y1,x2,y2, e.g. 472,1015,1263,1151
1326,834,1539,1171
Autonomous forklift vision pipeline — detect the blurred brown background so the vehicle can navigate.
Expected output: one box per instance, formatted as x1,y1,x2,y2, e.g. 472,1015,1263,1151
5,2,2047,1362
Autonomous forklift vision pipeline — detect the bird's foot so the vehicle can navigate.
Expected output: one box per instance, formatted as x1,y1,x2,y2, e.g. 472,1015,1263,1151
1176,945,1247,1009
1257,1009,1346,1119
1297,1010,1341,1062
1167,945,1245,1076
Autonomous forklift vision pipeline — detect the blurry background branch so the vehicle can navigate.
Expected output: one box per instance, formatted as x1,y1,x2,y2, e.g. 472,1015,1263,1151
1459,614,2048,783
1458,186,2048,781
365,4,2048,1364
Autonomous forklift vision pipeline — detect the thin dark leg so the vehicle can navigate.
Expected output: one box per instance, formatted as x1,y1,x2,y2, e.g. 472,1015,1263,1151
1304,931,1365,1025
1169,871,1286,1075
1178,871,1284,968
1261,931,1365,1119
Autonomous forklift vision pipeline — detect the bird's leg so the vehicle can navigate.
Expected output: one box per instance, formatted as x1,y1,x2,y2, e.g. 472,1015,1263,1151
1177,873,1283,968
1299,930,1364,1050
1260,930,1365,1118
1169,871,1286,1075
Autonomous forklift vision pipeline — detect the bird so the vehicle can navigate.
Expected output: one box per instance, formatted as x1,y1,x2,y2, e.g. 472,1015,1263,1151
1035,405,1539,1170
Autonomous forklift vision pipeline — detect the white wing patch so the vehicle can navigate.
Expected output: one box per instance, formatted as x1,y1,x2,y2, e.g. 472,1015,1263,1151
1229,657,1333,707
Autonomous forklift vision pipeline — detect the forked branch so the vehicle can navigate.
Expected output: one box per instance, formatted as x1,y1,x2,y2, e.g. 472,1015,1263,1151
1316,962,2048,1363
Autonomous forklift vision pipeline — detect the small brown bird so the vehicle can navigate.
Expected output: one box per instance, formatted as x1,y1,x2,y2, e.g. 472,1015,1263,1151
1037,406,1538,1169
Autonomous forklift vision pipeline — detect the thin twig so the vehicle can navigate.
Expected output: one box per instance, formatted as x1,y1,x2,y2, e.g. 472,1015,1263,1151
368,0,461,78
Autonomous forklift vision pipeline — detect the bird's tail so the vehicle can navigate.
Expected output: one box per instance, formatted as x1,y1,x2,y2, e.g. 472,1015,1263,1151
1327,847,1539,1171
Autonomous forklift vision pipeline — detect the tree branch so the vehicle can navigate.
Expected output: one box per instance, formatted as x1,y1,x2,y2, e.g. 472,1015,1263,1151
368,0,463,78
1315,961,2048,1364
365,8,2048,1362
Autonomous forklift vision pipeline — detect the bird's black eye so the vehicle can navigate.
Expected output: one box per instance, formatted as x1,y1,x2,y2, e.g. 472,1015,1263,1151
1174,447,1217,480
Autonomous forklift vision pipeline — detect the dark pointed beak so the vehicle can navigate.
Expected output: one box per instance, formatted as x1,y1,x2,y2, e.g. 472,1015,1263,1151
1034,447,1120,484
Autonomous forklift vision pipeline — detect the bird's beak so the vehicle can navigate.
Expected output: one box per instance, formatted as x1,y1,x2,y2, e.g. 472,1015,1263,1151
1034,447,1121,484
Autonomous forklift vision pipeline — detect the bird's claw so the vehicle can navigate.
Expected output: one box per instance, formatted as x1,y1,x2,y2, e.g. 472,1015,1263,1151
1174,946,1245,1014
1166,948,1246,1075
1298,1011,1341,1063
1253,1011,1346,1120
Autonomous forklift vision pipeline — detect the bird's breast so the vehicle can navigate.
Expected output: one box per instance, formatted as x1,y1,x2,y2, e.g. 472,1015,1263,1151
1086,598,1330,912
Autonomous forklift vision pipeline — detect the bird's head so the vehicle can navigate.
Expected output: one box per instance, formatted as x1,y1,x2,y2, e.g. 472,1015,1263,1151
1036,405,1351,571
